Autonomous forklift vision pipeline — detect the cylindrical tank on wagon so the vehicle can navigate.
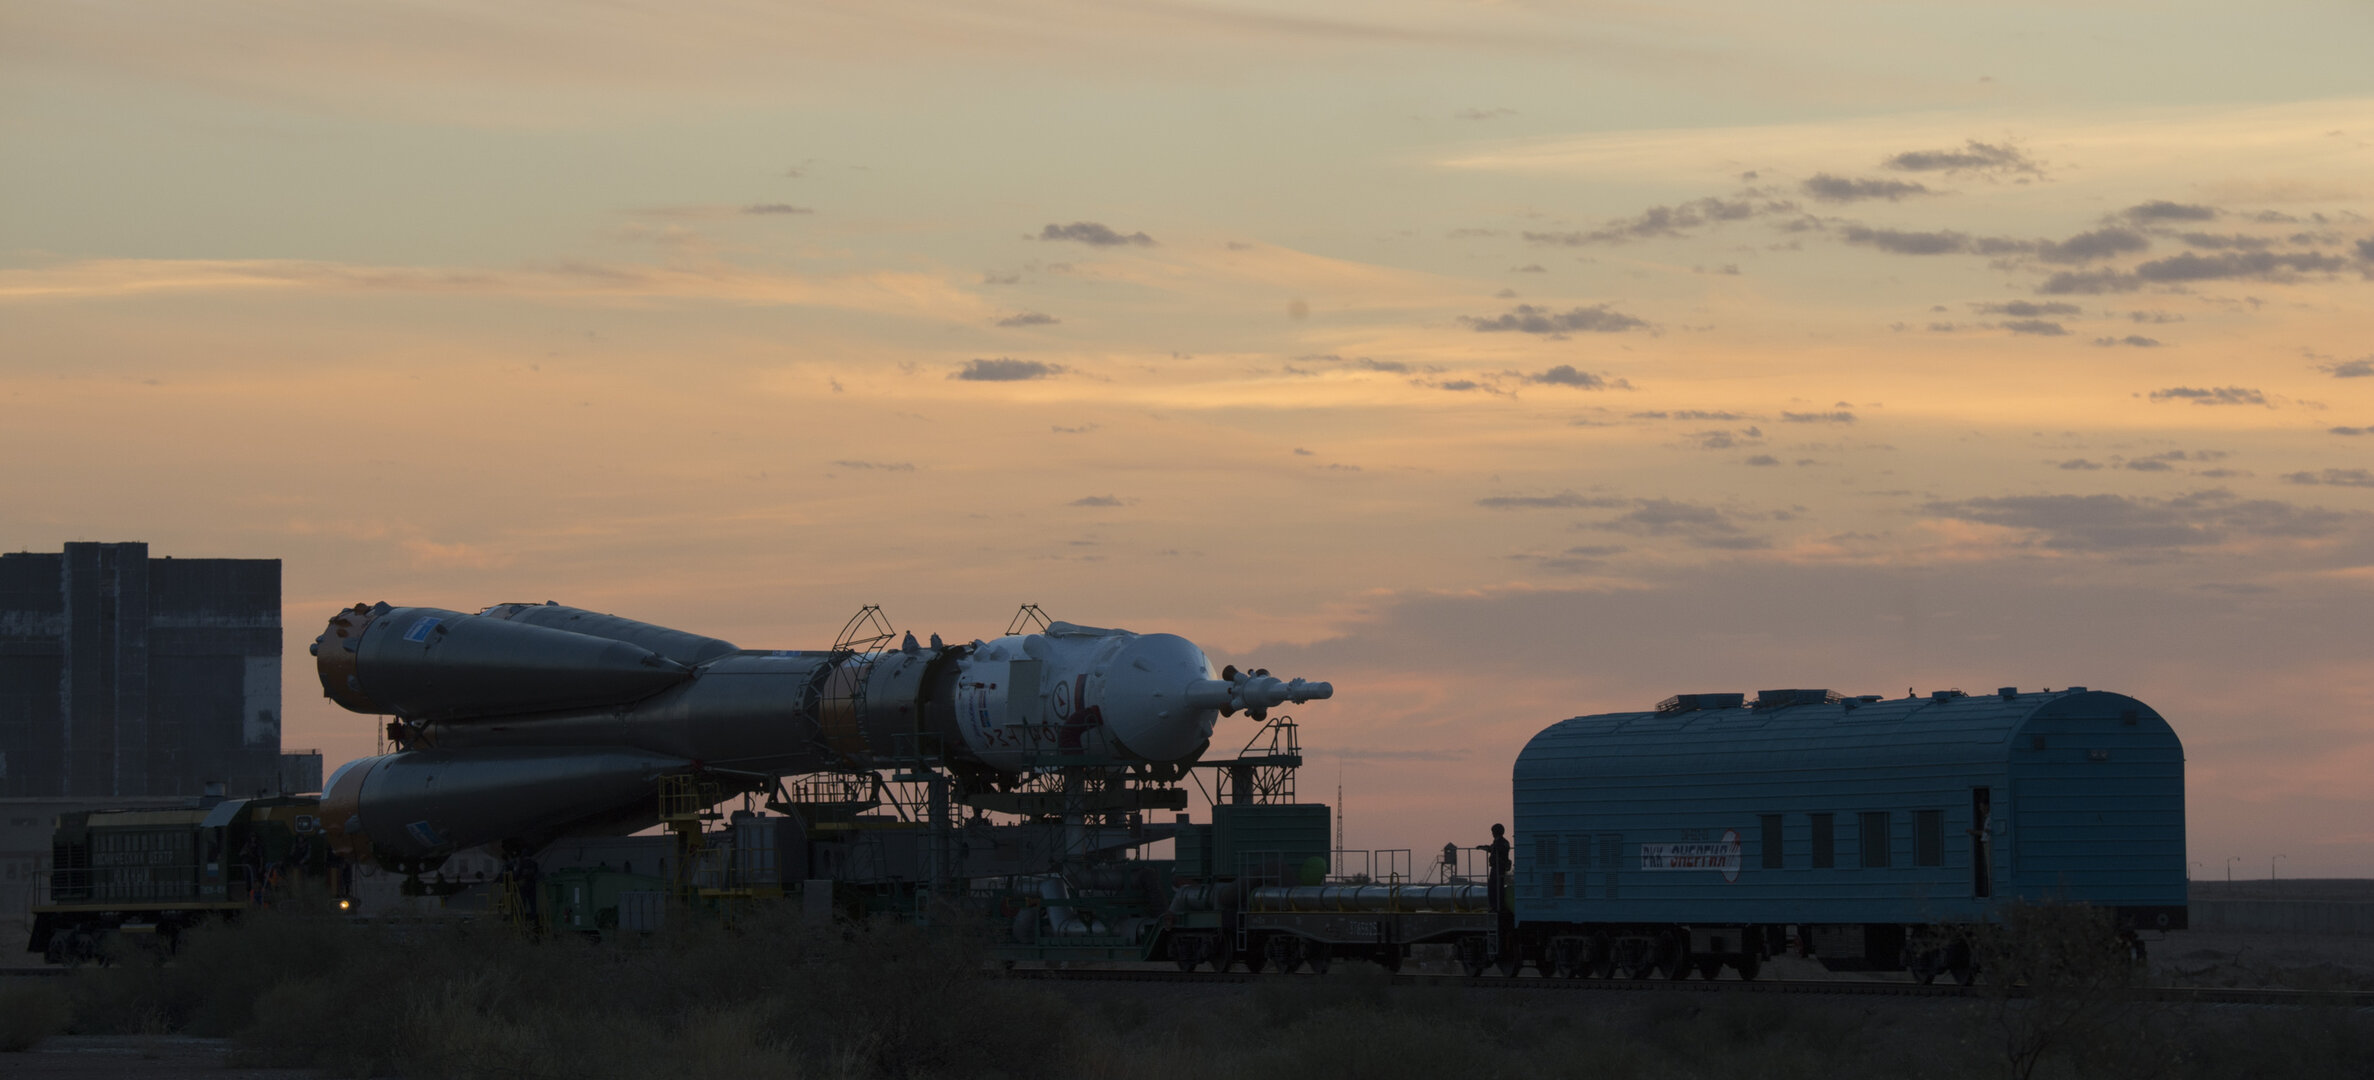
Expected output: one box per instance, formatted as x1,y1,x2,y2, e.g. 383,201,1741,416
323,747,697,864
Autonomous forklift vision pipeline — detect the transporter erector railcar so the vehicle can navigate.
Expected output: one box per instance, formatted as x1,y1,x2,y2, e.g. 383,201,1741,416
1510,686,2185,980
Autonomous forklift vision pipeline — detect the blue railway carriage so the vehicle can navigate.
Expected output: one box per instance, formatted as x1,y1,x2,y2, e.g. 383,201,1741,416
1511,686,2185,982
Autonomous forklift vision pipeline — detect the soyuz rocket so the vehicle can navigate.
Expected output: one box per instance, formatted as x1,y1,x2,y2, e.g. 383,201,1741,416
313,602,1331,870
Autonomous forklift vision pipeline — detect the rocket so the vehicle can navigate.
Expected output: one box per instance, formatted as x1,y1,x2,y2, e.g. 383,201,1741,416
312,602,1331,870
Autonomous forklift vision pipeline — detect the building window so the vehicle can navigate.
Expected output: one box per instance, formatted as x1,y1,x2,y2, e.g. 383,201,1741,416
1536,835,1558,867
1916,810,1944,867
1861,811,1891,868
1761,814,1784,869
1550,871,1566,898
1810,814,1834,868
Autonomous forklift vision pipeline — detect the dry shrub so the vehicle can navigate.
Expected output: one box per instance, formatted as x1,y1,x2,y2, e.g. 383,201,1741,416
0,982,73,1051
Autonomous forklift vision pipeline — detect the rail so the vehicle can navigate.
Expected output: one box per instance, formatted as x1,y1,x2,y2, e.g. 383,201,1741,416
997,967,2374,1006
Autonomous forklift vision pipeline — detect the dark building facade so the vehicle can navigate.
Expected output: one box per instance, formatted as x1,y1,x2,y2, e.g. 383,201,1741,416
0,542,309,798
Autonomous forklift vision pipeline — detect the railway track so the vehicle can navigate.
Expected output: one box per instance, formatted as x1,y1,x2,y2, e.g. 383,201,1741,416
1001,966,2374,1007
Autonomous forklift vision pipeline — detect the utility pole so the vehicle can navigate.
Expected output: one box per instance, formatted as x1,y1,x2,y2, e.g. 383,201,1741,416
2227,855,2241,882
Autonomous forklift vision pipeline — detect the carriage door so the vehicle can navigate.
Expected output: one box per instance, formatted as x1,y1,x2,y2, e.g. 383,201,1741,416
1970,787,1993,898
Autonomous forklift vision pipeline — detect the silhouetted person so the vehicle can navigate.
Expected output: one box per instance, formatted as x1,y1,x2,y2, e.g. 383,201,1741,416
1481,824,1512,913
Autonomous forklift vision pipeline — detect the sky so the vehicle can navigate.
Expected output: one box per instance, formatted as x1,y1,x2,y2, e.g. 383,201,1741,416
3,1,2371,877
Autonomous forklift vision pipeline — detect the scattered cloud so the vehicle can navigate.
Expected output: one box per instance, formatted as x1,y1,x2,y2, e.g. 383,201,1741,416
1522,197,1779,245
952,357,1065,381
2035,227,2149,264
1476,491,1628,510
2329,426,2368,436
1455,107,1516,120
2094,335,2162,347
1512,264,1546,273
1839,226,1999,255
1580,498,1772,549
2283,468,2374,488
2148,386,2264,406
1974,301,2080,317
2001,319,2066,336
1745,454,1781,466
1039,221,1155,247
2057,459,2105,470
1924,489,2347,551
830,459,915,471
1802,174,1931,202
1781,410,1855,423
1632,410,1750,421
1069,495,1126,507
1462,303,1648,334
2123,200,2218,222
1051,423,1098,435
1526,365,1629,389
742,203,812,215
2179,233,2275,251
1882,140,2040,175
995,312,1059,327
2319,357,2374,378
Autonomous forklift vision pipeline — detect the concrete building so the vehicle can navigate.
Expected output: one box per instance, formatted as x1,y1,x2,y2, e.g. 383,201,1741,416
1,542,320,952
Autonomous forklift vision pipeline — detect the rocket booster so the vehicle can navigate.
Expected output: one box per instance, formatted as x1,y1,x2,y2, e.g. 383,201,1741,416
312,602,1330,864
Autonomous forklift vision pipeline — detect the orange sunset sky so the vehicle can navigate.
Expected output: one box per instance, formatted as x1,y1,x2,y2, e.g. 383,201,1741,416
4,2,2370,876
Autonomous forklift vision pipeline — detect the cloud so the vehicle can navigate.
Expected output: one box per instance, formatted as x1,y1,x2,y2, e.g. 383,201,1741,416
2318,358,2374,378
1069,495,1126,507
830,459,915,471
1684,427,1761,450
1882,140,2039,175
1051,423,1098,434
1038,221,1156,247
1512,263,1546,273
2179,233,2275,251
1781,410,1855,423
2001,319,2066,336
1923,489,2347,551
1632,409,1750,421
2123,200,2218,222
1974,301,2080,317
1462,303,1648,334
2136,250,2349,281
995,312,1059,327
1745,454,1781,466
2094,335,2162,347
1801,174,1931,202
1521,197,1777,245
952,357,1065,381
1476,491,1629,510
742,203,812,215
2057,459,2104,470
2283,468,2374,488
2329,426,2368,436
1455,107,1516,120
1526,364,1629,389
1839,226,1984,255
2036,269,2136,294
1353,357,1413,373
1581,498,1771,550
2034,227,2149,264
2358,237,2374,261
2148,386,2264,406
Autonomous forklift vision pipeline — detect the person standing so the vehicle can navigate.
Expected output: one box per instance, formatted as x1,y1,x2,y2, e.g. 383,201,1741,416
1482,824,1512,913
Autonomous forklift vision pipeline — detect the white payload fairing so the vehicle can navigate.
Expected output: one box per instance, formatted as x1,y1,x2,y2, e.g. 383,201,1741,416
312,602,1330,869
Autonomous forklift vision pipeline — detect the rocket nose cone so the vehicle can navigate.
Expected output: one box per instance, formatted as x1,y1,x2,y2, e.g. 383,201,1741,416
1099,633,1219,763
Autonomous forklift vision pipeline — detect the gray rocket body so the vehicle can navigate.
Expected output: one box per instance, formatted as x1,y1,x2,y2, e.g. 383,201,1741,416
313,602,1330,866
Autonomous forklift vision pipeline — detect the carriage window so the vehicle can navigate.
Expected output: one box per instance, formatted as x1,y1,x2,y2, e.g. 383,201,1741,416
1550,871,1566,898
1810,814,1834,868
1761,814,1784,869
1916,810,1944,866
1860,811,1891,868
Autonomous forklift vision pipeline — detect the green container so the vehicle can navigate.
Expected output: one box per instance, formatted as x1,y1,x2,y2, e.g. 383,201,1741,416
1173,825,1213,879
542,868,670,932
1212,803,1331,882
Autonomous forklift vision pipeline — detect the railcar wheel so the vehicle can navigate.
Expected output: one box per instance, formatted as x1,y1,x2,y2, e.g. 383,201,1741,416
1243,952,1266,974
1661,935,1691,980
1376,948,1403,974
1589,933,1617,979
1697,958,1722,981
1908,949,1942,985
1732,951,1760,982
1947,938,1976,986
1497,955,1522,977
1307,948,1331,975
